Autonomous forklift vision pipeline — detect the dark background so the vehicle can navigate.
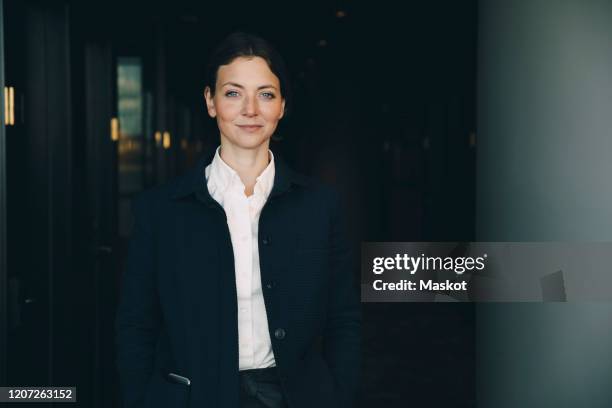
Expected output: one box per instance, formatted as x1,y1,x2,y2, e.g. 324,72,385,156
2,0,476,406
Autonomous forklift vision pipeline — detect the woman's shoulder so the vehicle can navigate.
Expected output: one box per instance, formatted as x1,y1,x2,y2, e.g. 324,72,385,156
129,170,198,216
286,170,344,214
283,163,329,189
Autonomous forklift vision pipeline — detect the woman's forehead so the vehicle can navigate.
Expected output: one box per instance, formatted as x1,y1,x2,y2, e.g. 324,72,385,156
216,56,280,87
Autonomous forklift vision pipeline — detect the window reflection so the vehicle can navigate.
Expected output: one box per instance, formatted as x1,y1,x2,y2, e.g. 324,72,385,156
117,57,143,192
117,57,143,236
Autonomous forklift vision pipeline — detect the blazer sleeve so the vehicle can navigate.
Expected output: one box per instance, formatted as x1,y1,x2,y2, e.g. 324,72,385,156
322,190,362,408
115,194,161,408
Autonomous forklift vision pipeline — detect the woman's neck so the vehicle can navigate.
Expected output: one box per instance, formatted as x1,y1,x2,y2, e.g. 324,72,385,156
219,143,270,197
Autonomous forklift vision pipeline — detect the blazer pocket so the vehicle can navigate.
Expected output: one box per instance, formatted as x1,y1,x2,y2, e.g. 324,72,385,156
144,370,190,408
166,372,191,386
303,354,337,406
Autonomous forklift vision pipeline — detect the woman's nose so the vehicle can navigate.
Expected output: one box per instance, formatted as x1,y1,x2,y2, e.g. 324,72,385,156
242,95,257,116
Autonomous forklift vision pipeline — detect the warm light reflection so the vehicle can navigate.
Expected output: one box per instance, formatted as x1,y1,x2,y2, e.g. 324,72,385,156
336,10,346,18
163,131,171,149
4,86,15,126
180,139,188,150
154,131,162,146
111,117,120,141
117,139,143,153
10,87,15,125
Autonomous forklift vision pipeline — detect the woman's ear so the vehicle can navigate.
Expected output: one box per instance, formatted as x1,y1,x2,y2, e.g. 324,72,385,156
279,97,286,120
204,86,217,118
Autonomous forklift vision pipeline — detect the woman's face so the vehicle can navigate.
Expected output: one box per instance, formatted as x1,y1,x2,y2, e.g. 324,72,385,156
205,56,285,152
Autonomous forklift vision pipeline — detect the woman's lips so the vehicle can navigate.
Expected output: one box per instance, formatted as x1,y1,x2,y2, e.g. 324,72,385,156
237,125,263,133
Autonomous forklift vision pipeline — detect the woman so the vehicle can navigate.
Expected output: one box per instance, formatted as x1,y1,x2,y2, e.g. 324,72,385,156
115,32,361,408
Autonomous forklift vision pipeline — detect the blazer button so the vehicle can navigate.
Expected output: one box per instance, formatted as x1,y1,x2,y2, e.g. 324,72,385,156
262,237,271,246
274,328,286,340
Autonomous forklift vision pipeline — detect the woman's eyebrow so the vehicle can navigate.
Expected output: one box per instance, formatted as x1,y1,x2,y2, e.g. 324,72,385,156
257,85,278,90
221,82,277,90
221,82,244,88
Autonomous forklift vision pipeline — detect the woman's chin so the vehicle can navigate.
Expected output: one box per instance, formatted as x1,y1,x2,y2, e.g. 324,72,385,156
224,135,271,151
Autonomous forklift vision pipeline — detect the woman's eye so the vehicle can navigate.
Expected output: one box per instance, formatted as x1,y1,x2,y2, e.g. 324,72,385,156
260,92,276,99
225,90,239,97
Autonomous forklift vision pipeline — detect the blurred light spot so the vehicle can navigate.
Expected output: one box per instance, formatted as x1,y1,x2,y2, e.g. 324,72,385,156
111,117,120,141
318,39,327,47
154,131,162,147
336,10,347,18
4,86,14,126
469,132,476,147
163,131,171,149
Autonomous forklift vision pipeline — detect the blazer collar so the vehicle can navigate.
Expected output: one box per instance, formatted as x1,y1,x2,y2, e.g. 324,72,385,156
171,146,309,204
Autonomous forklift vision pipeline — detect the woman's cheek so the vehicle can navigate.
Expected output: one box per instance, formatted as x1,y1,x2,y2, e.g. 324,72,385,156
262,103,283,120
217,100,241,120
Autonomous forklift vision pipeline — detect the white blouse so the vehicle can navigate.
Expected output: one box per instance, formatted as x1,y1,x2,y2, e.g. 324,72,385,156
205,147,276,370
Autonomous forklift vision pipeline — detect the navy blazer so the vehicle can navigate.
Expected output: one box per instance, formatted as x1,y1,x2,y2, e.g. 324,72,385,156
115,149,361,408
